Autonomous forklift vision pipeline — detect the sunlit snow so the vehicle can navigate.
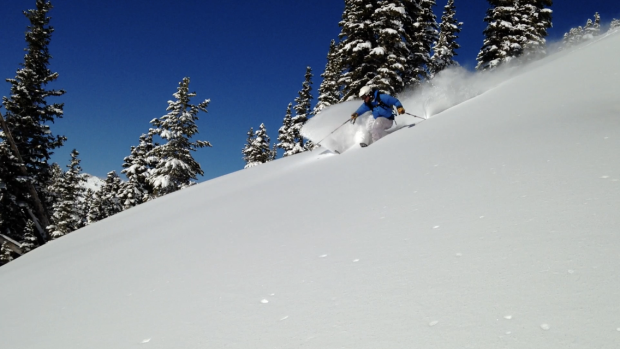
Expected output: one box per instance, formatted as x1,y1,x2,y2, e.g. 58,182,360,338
1,31,619,349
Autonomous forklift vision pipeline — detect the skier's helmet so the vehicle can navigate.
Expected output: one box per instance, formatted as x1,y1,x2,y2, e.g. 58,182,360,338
359,86,373,98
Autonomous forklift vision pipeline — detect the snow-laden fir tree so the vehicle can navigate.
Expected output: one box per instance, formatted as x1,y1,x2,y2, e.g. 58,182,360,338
20,220,38,254
87,171,122,224
402,0,438,86
477,1,520,71
518,0,553,62
430,0,462,77
367,0,411,94
0,241,14,265
0,0,65,244
611,19,620,31
242,127,254,168
561,26,584,49
561,13,602,50
277,103,295,156
289,67,313,155
48,149,86,239
242,124,273,169
45,163,64,210
337,0,379,101
147,77,212,196
118,133,157,208
314,40,342,114
583,12,601,39
476,0,553,71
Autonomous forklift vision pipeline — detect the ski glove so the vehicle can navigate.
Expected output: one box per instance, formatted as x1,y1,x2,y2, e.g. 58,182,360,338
397,107,405,115
351,113,359,124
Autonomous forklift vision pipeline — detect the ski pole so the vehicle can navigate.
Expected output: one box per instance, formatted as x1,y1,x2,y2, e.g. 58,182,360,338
405,112,427,120
316,118,351,145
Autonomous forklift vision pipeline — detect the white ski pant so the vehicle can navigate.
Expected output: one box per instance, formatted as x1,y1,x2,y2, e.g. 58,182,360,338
370,117,394,142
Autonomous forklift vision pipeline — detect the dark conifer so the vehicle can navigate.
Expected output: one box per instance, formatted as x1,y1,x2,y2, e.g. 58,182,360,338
315,40,342,114
0,0,65,243
430,0,462,77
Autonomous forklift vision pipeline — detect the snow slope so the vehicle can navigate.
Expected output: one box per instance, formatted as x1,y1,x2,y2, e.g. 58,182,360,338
1,33,619,349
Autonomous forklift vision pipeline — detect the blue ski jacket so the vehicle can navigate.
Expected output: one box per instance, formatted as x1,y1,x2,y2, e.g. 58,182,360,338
355,90,403,120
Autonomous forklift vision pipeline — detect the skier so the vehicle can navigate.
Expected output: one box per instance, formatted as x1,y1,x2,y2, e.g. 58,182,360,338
350,86,405,145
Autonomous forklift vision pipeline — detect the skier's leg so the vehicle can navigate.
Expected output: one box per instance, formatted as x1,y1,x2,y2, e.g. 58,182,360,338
371,117,394,142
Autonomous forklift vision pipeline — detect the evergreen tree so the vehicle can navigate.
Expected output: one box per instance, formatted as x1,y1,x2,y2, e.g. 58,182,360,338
0,241,14,265
561,13,603,50
45,163,64,210
402,0,438,86
0,0,65,243
611,19,620,31
289,67,313,155
583,12,601,38
270,144,278,161
518,0,553,62
430,0,462,77
21,220,38,254
277,103,295,157
148,78,212,196
87,171,122,224
476,1,520,71
314,40,342,114
119,133,156,208
242,127,255,168
561,26,584,49
242,124,273,168
477,0,552,71
367,0,411,94
337,0,379,101
48,149,85,239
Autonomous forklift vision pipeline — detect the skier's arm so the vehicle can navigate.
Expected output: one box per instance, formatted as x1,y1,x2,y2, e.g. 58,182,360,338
354,103,371,116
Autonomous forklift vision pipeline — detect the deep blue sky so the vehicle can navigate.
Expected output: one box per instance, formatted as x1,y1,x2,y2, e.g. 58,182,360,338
1,1,618,181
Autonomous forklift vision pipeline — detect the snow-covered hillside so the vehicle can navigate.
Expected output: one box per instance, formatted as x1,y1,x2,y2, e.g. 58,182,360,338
1,33,619,349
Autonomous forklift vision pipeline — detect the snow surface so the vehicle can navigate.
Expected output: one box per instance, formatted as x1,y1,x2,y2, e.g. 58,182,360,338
1,32,620,349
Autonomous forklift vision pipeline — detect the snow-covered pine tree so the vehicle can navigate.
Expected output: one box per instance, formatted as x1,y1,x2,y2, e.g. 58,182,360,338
289,67,313,155
314,40,342,114
430,0,462,77
561,13,604,50
21,220,38,254
242,124,273,168
48,149,86,239
242,127,255,168
0,241,14,265
0,0,65,243
477,0,553,71
518,0,553,62
561,26,584,49
45,163,64,210
119,133,156,208
583,12,601,39
87,171,122,224
611,19,620,31
367,0,410,94
402,0,438,87
476,1,520,71
337,0,379,101
270,144,278,161
277,103,295,156
147,78,212,196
